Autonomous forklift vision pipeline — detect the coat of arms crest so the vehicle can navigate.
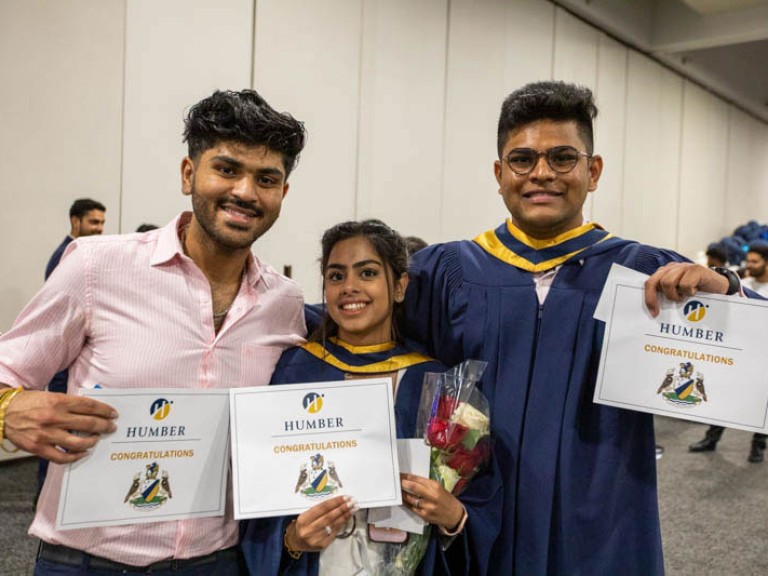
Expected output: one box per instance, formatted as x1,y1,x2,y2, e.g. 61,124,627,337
295,453,342,499
656,362,707,407
124,461,173,510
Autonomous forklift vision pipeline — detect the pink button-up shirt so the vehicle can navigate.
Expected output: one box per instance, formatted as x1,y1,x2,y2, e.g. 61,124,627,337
0,212,306,565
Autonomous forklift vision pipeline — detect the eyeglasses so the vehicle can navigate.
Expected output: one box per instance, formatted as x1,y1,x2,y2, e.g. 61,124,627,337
504,146,591,175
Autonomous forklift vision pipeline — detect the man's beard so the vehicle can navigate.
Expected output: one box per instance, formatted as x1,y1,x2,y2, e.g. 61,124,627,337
190,184,276,251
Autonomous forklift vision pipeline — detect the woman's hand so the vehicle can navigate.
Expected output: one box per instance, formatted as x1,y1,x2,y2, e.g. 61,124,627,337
285,495,358,552
400,473,464,532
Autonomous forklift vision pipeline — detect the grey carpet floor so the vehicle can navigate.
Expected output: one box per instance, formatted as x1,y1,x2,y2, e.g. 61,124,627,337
1,456,38,576
2,416,767,575
657,416,768,576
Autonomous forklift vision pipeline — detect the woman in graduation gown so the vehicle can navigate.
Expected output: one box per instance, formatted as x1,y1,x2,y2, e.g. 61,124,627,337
241,219,501,575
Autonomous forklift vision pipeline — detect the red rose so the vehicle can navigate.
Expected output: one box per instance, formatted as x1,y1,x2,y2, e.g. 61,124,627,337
437,394,459,420
446,438,491,476
427,418,468,449
446,447,480,476
426,418,448,448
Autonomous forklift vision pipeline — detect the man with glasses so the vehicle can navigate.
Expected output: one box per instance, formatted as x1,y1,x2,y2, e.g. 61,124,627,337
404,81,736,575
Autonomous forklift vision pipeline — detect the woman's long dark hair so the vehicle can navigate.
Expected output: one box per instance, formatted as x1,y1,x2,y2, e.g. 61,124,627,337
313,219,408,344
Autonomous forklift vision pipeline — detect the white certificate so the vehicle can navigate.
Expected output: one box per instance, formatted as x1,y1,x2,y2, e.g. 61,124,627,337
594,266,768,432
230,378,401,519
57,388,230,530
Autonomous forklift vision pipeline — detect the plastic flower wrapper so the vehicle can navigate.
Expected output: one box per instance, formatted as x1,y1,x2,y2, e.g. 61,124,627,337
416,360,491,496
386,361,490,574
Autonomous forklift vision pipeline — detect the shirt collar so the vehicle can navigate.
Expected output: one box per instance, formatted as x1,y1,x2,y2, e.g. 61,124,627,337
150,212,261,286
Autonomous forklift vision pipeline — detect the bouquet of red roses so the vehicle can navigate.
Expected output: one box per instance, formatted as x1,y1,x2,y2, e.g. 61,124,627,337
387,361,490,574
416,360,491,496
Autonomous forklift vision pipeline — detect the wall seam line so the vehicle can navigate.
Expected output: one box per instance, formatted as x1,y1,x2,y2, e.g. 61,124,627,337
619,47,630,234
118,0,128,233
250,0,257,88
438,0,451,240
352,0,366,219
674,81,686,252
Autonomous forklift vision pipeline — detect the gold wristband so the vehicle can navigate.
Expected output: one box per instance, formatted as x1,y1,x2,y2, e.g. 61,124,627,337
283,519,303,560
0,387,23,444
438,504,468,537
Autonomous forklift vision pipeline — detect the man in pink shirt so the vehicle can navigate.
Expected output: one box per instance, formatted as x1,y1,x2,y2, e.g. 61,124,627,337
0,89,307,574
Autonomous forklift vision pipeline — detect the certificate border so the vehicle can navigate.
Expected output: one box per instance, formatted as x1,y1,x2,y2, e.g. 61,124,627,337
230,378,400,519
57,389,229,529
595,283,768,433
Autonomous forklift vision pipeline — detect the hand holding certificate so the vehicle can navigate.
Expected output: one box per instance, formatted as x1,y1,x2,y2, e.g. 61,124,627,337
643,262,732,317
594,264,768,433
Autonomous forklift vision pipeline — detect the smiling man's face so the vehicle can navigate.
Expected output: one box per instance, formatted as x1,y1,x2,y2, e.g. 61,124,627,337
494,119,602,239
181,141,289,253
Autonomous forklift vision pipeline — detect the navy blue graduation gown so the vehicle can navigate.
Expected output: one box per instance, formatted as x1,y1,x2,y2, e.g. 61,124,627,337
240,338,499,575
403,224,687,575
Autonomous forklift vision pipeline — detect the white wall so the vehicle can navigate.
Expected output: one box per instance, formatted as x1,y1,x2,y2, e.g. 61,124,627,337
355,0,448,242
725,107,768,231
441,0,555,243
622,52,684,249
0,0,125,331
121,0,254,233
591,34,628,234
1,0,768,324
249,0,363,299
677,81,729,257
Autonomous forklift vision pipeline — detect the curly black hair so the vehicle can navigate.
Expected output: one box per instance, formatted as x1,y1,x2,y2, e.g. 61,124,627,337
183,89,306,177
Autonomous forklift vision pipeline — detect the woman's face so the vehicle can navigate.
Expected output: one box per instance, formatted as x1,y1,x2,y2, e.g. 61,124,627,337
324,236,408,347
